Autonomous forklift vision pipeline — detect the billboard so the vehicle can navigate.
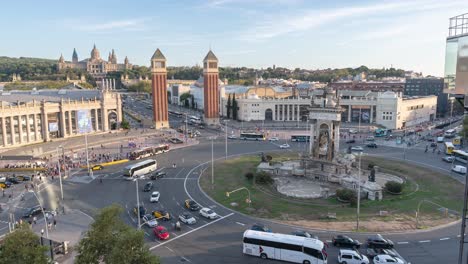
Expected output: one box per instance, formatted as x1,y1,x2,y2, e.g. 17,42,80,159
456,36,468,95
48,122,59,132
77,110,93,134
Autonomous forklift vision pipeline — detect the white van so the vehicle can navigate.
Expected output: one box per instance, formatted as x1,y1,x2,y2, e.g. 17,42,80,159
437,137,444,143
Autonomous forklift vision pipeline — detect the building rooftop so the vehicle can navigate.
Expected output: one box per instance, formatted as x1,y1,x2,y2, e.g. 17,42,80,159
0,89,102,104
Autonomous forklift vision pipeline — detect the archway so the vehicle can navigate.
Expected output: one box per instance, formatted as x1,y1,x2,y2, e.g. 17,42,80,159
108,111,118,130
265,109,273,121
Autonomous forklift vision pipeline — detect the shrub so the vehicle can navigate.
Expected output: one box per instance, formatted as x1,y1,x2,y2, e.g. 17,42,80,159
245,172,254,181
255,171,274,185
336,188,356,202
121,120,130,129
385,181,403,194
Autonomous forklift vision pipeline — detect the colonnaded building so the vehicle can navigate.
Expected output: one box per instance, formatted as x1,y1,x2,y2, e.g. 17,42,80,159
58,45,132,78
0,88,122,148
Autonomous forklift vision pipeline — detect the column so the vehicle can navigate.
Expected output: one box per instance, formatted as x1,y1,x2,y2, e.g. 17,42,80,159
68,111,73,135
296,105,299,121
10,116,16,145
33,114,38,142
26,114,31,143
347,105,351,122
1,117,7,146
42,112,49,142
370,106,374,123
94,109,99,131
60,108,66,138
334,121,340,157
18,115,23,144
102,107,109,131
309,121,315,154
281,105,285,121
273,105,276,121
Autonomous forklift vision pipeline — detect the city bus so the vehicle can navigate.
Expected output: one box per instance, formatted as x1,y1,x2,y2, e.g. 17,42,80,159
243,230,327,264
444,129,457,138
291,135,310,142
123,159,157,180
128,145,170,160
239,132,266,141
444,142,455,155
453,150,468,164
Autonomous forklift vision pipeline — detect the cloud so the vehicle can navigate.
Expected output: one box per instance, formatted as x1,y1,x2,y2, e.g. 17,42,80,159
68,18,150,32
206,0,300,8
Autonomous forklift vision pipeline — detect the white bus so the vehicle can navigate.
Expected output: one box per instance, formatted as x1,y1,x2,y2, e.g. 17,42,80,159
243,230,327,264
453,150,468,164
240,132,266,141
123,159,157,180
444,129,457,138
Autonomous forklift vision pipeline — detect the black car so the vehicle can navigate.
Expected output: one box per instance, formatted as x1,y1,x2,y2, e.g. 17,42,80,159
6,177,20,184
291,230,318,239
185,199,201,211
345,139,356,144
21,175,31,181
150,171,166,180
430,142,437,148
366,142,378,148
143,182,153,192
332,235,361,248
367,234,394,249
133,206,147,218
251,223,272,232
23,205,42,218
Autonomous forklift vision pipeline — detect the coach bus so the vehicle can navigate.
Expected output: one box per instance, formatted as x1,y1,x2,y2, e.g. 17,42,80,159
453,150,468,164
239,132,266,141
128,144,170,160
123,159,157,180
291,135,310,142
243,230,327,264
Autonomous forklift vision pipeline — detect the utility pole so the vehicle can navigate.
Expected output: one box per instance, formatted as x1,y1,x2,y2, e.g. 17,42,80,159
136,178,141,229
56,147,64,200
356,153,361,231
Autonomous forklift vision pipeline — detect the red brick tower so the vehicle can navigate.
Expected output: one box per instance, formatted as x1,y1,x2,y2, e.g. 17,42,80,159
203,50,220,125
151,49,169,129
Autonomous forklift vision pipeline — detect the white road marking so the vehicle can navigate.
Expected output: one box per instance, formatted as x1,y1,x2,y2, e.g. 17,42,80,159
235,222,245,226
165,246,174,252
145,232,150,237
397,241,409,244
174,168,186,178
209,205,217,208
181,257,191,262
171,232,178,237
176,202,181,206
419,240,431,243
149,213,234,250
440,237,450,241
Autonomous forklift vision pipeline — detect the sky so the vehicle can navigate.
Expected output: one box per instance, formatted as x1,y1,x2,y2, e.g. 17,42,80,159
0,0,466,76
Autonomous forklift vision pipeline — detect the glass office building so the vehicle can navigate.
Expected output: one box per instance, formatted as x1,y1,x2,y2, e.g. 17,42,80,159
444,13,468,96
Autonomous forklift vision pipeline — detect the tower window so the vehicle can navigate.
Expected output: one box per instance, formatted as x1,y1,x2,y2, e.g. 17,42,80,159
209,62,217,68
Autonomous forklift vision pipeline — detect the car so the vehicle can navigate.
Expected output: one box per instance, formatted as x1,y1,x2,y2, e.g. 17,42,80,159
338,249,369,264
23,205,42,218
143,182,153,192
366,248,399,259
351,146,364,152
0,181,12,189
373,254,404,264
199,207,218,219
426,138,435,142
430,142,437,148
367,234,394,249
227,135,237,140
153,225,170,240
349,129,358,134
152,210,171,221
142,214,158,227
133,206,147,218
16,175,31,181
6,177,20,184
269,137,279,141
170,138,184,144
91,165,104,171
437,137,445,143
442,156,454,163
150,191,160,202
185,199,201,211
332,235,361,248
452,165,467,174
279,144,290,149
366,143,378,148
346,139,356,144
179,212,197,225
251,223,272,232
0,176,6,182
366,136,375,141
150,171,166,180
291,230,318,239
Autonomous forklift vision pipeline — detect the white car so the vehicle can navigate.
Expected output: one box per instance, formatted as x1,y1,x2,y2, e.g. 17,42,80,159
338,249,369,264
228,135,237,139
199,207,218,219
179,212,196,225
0,176,6,182
437,136,444,143
351,146,364,152
452,165,467,174
142,214,158,227
373,254,404,264
279,144,290,149
269,137,279,141
150,191,160,202
349,129,358,134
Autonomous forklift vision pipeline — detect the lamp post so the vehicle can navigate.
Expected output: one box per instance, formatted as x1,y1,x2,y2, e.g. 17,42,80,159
224,120,229,160
28,190,48,238
356,152,362,231
135,177,141,229
56,147,64,200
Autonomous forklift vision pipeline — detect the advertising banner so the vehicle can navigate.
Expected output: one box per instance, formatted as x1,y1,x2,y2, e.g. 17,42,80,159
77,110,93,134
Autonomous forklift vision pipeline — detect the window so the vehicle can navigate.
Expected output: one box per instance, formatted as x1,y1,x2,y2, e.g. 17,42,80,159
303,247,324,259
342,255,352,259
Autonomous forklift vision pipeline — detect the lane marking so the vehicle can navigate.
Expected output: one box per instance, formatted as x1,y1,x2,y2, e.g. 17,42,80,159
174,168,186,178
165,246,174,252
235,222,245,226
419,240,431,243
440,237,450,241
181,257,191,262
149,213,234,250
397,241,409,244
171,232,178,237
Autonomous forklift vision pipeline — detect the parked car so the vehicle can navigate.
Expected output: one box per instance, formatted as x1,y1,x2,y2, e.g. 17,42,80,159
91,164,104,171
150,171,166,180
452,165,467,174
142,214,158,227
291,230,318,239
251,223,272,233
351,146,364,152
366,248,399,259
332,235,361,248
133,206,147,218
143,182,153,192
442,156,454,163
338,249,369,264
346,139,356,144
373,254,405,264
228,135,237,140
17,175,31,181
269,137,279,142
152,210,171,221
366,143,378,148
199,208,218,219
367,234,394,249
6,177,20,184
179,212,196,225
366,136,375,141
23,205,42,218
150,191,160,202
185,199,201,211
349,129,358,134
153,225,170,240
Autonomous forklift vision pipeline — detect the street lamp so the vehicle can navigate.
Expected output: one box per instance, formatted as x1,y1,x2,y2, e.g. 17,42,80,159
134,177,141,229
226,187,251,207
56,147,64,200
224,120,229,160
28,190,49,238
356,152,362,231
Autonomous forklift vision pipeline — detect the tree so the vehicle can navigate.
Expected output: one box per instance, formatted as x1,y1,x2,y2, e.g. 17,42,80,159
232,97,238,120
75,204,159,264
0,223,48,264
226,94,231,119
179,92,191,107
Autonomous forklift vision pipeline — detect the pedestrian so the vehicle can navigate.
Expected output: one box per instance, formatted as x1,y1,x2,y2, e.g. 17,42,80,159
33,216,37,225
53,219,57,229
45,212,49,221
48,222,52,230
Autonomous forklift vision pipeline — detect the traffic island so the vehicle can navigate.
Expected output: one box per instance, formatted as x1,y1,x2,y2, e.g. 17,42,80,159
200,153,463,232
